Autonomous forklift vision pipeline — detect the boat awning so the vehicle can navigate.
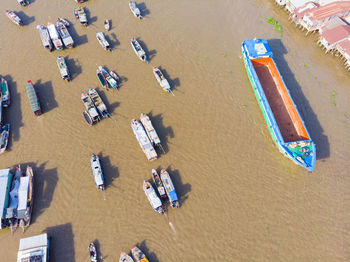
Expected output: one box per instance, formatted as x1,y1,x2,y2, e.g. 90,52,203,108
168,191,178,201
17,176,29,218
18,233,48,262
0,169,13,221
19,233,47,251
26,83,40,113
243,39,273,58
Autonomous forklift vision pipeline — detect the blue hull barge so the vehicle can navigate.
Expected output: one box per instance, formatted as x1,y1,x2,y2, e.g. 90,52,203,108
241,39,316,172
160,169,179,208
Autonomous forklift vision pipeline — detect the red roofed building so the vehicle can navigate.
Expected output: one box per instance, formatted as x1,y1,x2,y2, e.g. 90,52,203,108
335,38,350,66
318,24,350,51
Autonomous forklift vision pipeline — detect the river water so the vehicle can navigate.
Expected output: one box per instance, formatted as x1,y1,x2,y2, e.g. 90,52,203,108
0,0,350,261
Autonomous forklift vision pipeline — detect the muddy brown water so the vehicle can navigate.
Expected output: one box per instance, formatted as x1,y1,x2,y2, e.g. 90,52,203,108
0,0,350,261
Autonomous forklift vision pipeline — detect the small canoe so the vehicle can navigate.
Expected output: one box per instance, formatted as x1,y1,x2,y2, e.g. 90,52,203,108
96,69,109,89
1,77,10,107
160,169,180,208
143,180,164,214
96,32,111,51
131,245,149,262
25,80,41,116
5,10,23,26
83,111,93,126
91,154,105,191
89,242,97,262
17,0,29,6
129,1,143,20
88,88,109,118
152,169,167,199
57,17,70,27
109,71,120,82
99,66,118,89
131,38,148,63
47,23,64,50
104,19,110,31
56,55,70,81
153,67,174,95
36,25,53,51
0,124,10,154
81,92,100,124
120,252,134,262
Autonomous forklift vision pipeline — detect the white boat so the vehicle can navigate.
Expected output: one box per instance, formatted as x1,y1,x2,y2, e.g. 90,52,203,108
75,7,88,26
152,67,174,95
131,119,158,161
131,38,148,63
81,92,100,125
129,1,143,19
104,19,110,31
109,71,120,82
5,10,23,26
0,124,10,154
57,17,70,27
17,166,34,231
143,181,164,214
36,25,53,51
131,245,149,262
56,55,70,81
17,233,49,262
96,32,111,51
120,252,134,262
160,169,180,208
47,23,64,50
17,0,29,6
90,154,104,191
88,88,109,118
1,77,10,107
56,21,74,48
140,113,161,146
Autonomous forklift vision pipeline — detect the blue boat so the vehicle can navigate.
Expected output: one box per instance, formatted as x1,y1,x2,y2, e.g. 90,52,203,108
241,39,316,172
160,169,179,208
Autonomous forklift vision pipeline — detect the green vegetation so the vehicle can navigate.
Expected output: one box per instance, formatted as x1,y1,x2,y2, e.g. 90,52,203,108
267,17,283,37
304,62,309,68
331,90,336,107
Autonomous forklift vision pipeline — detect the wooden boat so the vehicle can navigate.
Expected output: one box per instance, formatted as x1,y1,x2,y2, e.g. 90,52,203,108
1,77,10,107
36,25,53,51
56,55,71,81
152,169,167,199
143,181,164,214
47,23,64,50
98,66,118,89
74,0,87,2
5,10,23,26
25,80,41,116
88,88,109,118
120,252,134,262
96,32,111,51
160,169,179,208
56,21,74,48
109,71,120,82
17,0,29,6
129,1,143,20
81,92,100,125
17,166,34,231
131,119,158,161
89,242,97,262
104,19,110,31
131,245,149,262
96,69,109,89
74,7,88,26
241,39,316,172
0,100,2,125
152,67,174,95
57,17,70,27
0,124,10,154
139,113,162,149
91,154,105,191
131,38,148,63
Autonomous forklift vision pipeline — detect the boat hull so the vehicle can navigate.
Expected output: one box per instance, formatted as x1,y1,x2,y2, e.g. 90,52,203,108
241,39,316,171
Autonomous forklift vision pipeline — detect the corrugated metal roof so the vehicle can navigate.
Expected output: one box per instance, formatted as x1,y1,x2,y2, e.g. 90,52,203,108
321,24,350,44
337,38,350,50
17,176,29,212
308,1,350,21
294,2,319,18
26,82,40,113
19,233,47,251
0,169,11,220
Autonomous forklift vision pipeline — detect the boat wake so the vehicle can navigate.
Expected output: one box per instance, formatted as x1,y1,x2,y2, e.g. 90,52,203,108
169,221,176,235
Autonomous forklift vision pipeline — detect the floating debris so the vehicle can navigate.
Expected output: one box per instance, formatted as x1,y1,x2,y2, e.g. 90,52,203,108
304,62,309,68
267,17,282,37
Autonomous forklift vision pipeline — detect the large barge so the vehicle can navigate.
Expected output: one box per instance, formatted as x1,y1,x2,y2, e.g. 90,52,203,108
241,39,316,172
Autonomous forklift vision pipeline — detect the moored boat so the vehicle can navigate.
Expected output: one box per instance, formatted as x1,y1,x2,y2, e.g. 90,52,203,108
1,77,10,107
75,7,88,26
90,154,104,191
17,166,34,231
120,252,134,262
129,1,143,20
0,100,3,125
17,0,29,6
96,69,109,89
99,66,118,89
56,55,71,81
89,242,97,262
131,119,158,161
17,233,49,262
109,70,120,82
5,10,23,26
36,25,53,51
241,39,316,172
131,38,148,63
160,169,179,208
57,17,70,27
152,67,174,95
56,21,74,48
104,19,110,31
140,113,161,148
0,124,10,154
81,92,100,125
96,32,111,51
131,245,149,262
152,169,167,199
143,181,164,214
47,23,64,50
25,80,41,116
88,88,109,118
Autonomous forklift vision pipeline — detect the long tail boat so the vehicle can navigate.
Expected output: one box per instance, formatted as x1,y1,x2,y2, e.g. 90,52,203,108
241,39,316,172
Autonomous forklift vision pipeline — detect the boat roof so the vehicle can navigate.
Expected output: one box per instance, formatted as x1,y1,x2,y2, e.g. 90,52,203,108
0,169,12,220
145,186,162,209
18,233,48,262
17,176,29,212
19,233,47,251
26,83,40,113
242,39,272,59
